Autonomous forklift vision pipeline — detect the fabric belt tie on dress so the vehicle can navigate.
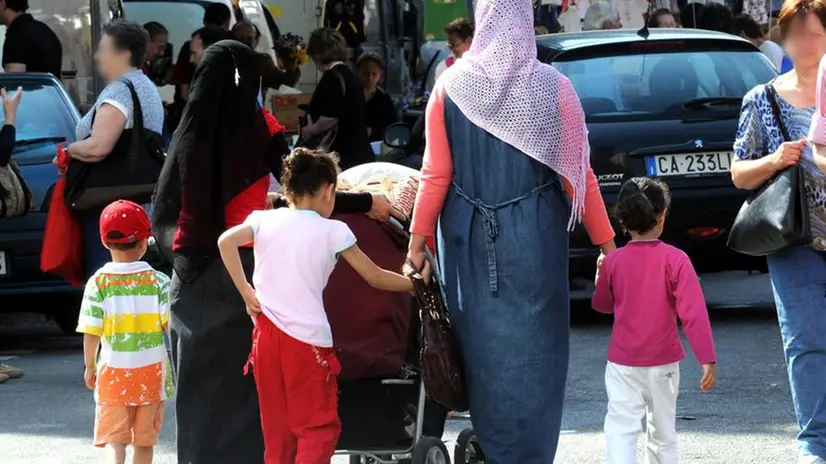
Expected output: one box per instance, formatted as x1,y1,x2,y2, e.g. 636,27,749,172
451,181,555,296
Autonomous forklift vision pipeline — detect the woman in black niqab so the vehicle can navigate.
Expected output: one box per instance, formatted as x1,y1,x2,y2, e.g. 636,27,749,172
151,40,273,463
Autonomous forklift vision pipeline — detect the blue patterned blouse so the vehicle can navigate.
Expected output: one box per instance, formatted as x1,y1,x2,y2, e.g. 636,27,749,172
734,84,826,249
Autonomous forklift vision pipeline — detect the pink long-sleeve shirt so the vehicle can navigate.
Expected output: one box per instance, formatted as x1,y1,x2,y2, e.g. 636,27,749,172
592,240,717,367
410,83,615,245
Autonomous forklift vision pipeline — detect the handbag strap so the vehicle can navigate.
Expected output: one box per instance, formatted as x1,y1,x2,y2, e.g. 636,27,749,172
120,78,147,173
765,82,791,142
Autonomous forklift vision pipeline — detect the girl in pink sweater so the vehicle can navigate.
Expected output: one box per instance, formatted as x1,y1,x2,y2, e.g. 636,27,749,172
593,177,717,464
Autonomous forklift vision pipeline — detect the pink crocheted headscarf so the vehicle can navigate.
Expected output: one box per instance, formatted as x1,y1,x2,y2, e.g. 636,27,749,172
442,0,590,228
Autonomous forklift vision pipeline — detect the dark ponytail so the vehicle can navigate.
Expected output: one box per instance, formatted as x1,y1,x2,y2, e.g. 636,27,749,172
614,177,671,234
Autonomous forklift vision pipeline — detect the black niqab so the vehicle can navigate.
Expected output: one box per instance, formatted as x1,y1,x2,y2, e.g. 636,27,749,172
152,40,276,283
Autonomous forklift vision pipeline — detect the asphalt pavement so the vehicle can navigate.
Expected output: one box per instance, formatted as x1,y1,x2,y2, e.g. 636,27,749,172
0,271,800,463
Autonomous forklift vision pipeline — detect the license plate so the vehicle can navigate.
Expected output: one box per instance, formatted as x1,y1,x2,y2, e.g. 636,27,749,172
0,251,6,276
646,152,733,177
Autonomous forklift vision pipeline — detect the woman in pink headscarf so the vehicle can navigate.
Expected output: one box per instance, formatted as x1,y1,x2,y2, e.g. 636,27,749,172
406,0,616,461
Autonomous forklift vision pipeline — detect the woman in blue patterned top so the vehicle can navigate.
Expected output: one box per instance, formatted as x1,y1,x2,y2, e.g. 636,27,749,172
732,2,826,462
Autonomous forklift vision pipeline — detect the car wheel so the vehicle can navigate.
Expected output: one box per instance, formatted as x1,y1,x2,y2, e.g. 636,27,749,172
53,306,80,335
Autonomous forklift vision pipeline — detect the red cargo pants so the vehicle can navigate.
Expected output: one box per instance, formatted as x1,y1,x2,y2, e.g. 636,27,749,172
247,314,342,464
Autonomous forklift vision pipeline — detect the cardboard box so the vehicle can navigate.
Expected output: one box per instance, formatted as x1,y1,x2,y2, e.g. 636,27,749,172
272,93,312,134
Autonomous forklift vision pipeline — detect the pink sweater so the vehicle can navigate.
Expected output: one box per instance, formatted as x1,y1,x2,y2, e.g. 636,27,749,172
410,83,615,245
592,240,717,367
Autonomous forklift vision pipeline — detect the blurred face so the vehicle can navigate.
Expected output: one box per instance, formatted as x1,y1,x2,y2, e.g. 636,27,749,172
147,32,168,61
785,13,826,70
358,60,383,92
95,33,132,81
190,35,206,66
601,18,621,29
656,13,677,28
447,34,472,58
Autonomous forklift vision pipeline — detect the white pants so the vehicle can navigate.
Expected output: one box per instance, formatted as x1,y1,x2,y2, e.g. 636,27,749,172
604,361,681,464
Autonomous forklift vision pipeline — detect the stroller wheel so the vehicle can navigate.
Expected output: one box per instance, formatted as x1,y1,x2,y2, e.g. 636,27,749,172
455,428,485,463
412,436,451,464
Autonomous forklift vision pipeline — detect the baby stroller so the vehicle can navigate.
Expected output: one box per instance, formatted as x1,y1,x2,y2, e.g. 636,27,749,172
324,214,451,463
325,165,484,463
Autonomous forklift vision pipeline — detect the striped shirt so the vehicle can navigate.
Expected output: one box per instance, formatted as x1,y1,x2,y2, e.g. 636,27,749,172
76,261,174,406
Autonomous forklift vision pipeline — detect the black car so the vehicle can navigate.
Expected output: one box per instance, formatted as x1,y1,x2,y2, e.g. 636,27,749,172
536,29,777,277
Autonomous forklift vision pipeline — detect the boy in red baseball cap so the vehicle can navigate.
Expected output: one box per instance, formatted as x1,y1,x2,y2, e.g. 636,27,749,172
75,200,175,464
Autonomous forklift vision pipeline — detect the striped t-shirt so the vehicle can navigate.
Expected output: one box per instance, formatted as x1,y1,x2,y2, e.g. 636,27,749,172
76,261,174,406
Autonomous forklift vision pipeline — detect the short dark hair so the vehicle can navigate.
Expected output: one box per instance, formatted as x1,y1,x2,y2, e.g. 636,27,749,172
779,0,826,39
306,28,348,65
356,52,384,70
647,8,674,28
444,18,474,40
143,21,168,40
103,20,150,68
697,3,735,34
104,231,141,251
193,26,231,49
4,0,28,13
203,3,231,27
679,3,704,28
281,148,340,199
734,14,764,39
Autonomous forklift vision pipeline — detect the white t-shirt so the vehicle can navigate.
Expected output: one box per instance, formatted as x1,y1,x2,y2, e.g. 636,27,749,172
244,208,356,347
434,57,451,83
759,40,784,72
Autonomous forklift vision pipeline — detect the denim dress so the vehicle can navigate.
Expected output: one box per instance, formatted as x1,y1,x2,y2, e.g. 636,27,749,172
436,96,571,463
735,85,826,460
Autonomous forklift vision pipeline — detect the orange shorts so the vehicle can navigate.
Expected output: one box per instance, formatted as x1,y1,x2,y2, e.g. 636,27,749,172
94,402,164,447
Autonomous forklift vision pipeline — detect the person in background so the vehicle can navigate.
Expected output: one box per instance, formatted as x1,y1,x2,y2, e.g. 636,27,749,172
0,85,23,385
169,3,231,128
142,21,172,85
303,28,372,170
189,26,232,67
0,0,62,77
697,2,736,33
407,0,616,460
62,20,164,276
583,1,622,30
648,8,678,27
735,14,785,71
232,20,300,91
434,18,474,83
357,52,397,143
731,0,826,460
76,200,173,464
593,177,716,464
679,2,705,28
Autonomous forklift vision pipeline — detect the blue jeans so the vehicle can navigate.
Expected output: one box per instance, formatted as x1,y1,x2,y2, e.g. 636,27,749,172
768,245,826,459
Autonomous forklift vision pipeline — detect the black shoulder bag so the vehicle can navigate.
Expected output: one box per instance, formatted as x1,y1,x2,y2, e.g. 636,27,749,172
65,79,166,211
727,83,812,256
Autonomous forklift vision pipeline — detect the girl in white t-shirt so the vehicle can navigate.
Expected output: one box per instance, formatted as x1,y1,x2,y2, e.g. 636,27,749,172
217,148,426,464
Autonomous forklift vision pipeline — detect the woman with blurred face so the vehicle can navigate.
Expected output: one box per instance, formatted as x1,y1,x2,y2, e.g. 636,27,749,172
62,20,164,276
731,1,826,462
583,1,622,30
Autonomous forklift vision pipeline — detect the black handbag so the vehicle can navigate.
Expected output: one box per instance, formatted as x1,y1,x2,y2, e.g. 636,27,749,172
64,79,166,211
727,83,812,256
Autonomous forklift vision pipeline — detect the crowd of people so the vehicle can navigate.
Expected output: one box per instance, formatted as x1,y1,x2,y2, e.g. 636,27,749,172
1,0,825,462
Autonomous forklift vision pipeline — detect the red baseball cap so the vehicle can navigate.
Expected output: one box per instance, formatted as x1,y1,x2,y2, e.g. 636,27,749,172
99,200,152,244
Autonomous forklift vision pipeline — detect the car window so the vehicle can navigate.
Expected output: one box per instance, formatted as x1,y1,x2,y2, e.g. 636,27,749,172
122,1,207,65
552,50,776,122
2,83,77,163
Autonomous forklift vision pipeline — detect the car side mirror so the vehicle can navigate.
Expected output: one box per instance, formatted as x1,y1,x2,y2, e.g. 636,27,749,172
383,122,411,149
